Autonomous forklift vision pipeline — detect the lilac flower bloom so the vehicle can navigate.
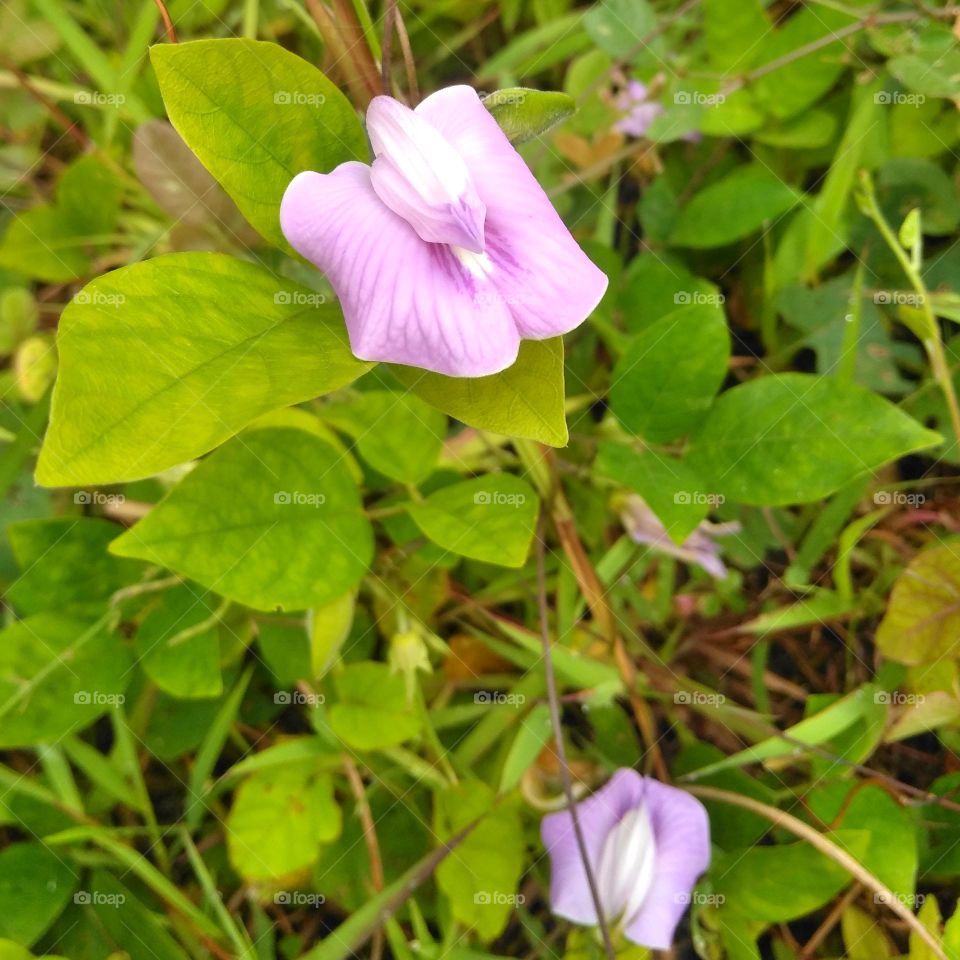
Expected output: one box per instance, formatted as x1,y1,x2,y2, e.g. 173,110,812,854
541,769,710,950
621,495,740,580
614,80,664,138
280,86,607,377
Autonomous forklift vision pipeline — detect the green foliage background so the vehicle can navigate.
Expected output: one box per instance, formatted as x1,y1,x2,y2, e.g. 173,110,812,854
3,1,960,959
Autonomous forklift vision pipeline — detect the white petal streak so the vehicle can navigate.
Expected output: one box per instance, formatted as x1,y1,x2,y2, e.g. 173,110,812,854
596,804,658,927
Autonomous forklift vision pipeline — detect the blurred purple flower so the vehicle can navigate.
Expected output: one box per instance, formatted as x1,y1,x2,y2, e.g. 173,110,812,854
542,768,710,950
621,495,739,579
614,80,664,138
280,87,607,378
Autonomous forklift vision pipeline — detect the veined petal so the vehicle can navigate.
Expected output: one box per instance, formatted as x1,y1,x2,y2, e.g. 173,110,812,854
622,780,711,950
280,163,520,377
541,769,647,925
415,85,608,339
367,96,486,253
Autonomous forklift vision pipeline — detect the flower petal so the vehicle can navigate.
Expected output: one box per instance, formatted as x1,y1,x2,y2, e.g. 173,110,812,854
623,780,711,950
367,95,486,252
280,163,520,377
540,769,646,925
415,85,608,339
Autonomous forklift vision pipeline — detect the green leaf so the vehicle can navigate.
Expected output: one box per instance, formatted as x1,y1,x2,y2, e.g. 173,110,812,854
610,303,730,442
226,762,341,882
751,7,856,119
481,88,575,143
877,541,960,665
134,585,223,699
111,428,373,612
617,252,720,334
716,832,869,923
150,38,366,248
328,661,421,750
670,166,803,248
37,253,371,486
0,843,76,946
393,338,568,447
686,374,941,506
584,0,657,61
499,703,552,793
6,517,142,615
435,782,525,940
595,442,709,543
407,474,539,568
323,390,445,484
703,0,769,72
0,614,131,748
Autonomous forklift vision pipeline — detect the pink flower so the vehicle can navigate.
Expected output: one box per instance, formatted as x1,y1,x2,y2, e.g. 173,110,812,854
621,495,740,580
280,87,607,377
541,769,710,950
614,80,663,138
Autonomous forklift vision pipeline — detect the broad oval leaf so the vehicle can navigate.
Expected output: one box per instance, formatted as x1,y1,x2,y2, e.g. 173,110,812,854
686,374,941,506
150,38,367,247
670,165,803,248
610,303,730,442
877,542,960,665
37,253,371,486
0,614,131,748
407,474,539,568
392,338,568,447
481,88,575,143
110,428,373,612
328,661,421,750
0,843,77,946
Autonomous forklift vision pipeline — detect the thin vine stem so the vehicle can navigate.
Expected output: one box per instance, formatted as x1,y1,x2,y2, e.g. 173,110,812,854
535,512,616,960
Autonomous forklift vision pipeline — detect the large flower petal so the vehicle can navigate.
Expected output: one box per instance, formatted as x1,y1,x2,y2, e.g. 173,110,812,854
415,85,608,339
623,779,711,950
540,768,646,925
280,162,520,377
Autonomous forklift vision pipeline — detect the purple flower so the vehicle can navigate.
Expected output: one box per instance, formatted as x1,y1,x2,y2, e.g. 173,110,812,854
614,80,664,138
621,495,740,580
541,769,710,950
280,87,607,377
